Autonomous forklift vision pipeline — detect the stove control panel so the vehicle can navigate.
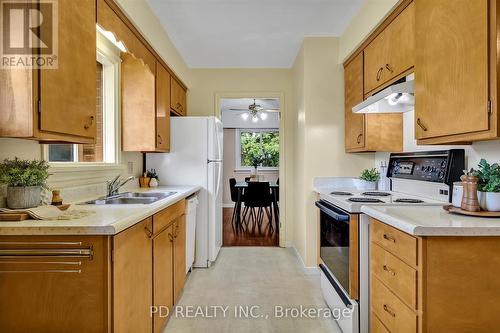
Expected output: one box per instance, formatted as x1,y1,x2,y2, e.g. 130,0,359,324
387,150,465,184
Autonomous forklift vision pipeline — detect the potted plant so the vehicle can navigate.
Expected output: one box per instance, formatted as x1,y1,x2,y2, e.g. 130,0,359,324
473,159,500,211
359,168,380,190
0,158,50,209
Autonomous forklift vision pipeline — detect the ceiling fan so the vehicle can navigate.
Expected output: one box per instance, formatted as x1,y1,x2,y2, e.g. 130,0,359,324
229,99,280,122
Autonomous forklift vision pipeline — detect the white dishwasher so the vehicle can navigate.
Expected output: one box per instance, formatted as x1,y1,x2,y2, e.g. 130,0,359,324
186,194,199,274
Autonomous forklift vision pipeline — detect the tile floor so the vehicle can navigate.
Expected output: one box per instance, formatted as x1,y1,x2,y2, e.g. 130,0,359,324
165,247,341,333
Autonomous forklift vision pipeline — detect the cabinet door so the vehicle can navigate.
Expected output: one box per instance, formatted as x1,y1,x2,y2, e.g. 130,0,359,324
415,0,489,140
113,218,153,333
153,224,174,333
344,53,365,151
173,215,186,303
39,0,96,139
171,79,186,116
156,63,171,152
121,52,156,152
363,30,388,94
384,2,415,83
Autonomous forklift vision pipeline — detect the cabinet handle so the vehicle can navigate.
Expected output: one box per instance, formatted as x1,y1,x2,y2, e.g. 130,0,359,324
383,304,396,317
157,134,163,145
376,67,384,81
168,233,174,242
84,116,94,130
383,265,396,276
356,133,363,144
417,118,428,132
173,225,179,238
144,226,153,238
383,234,396,243
385,63,394,73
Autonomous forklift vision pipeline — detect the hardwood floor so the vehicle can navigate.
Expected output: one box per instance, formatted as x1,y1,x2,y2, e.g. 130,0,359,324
223,207,279,247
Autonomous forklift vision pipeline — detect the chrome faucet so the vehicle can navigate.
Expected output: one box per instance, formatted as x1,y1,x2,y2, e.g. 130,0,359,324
107,175,136,197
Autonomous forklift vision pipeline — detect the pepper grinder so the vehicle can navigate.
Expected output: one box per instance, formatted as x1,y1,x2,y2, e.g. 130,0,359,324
51,190,63,206
460,171,480,212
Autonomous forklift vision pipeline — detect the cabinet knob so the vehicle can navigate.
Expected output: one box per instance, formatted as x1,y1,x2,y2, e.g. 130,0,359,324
84,116,94,130
376,67,384,81
157,134,163,145
385,63,394,73
144,226,153,238
383,265,396,276
417,118,428,132
356,133,363,144
168,233,174,242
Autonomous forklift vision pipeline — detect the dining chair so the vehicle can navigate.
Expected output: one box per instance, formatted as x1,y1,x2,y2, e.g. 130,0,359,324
244,177,251,182
243,182,274,231
229,178,242,231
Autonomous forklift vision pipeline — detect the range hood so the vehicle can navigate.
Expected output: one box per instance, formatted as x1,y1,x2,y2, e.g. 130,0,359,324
352,80,414,114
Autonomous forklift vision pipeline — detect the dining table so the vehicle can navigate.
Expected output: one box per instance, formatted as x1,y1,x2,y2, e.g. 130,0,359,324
233,181,279,232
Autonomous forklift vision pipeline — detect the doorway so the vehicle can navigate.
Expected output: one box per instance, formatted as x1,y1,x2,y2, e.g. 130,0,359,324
219,98,281,246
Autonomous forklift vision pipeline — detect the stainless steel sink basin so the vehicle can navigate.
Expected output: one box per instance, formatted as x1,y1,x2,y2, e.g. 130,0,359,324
85,191,177,205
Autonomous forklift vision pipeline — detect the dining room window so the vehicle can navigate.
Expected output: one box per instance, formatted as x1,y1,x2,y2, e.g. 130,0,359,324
236,129,279,169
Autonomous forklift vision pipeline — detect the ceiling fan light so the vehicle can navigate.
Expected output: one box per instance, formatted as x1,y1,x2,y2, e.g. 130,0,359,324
259,112,268,120
241,113,249,120
252,115,259,123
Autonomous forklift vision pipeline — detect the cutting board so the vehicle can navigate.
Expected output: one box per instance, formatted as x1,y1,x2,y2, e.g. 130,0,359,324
0,212,30,221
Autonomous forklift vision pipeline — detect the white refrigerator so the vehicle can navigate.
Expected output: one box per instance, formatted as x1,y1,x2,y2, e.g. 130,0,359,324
147,116,223,268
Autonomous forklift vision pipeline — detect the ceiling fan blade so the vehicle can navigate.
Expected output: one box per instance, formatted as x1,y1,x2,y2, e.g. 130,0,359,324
261,109,280,112
229,108,250,111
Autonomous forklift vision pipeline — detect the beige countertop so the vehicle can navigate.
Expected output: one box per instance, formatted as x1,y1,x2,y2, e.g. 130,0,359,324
361,205,500,236
0,186,201,236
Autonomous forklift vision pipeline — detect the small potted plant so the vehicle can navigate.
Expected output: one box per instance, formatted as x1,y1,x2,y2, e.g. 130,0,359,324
147,169,159,187
0,158,50,209
359,168,380,190
473,159,500,211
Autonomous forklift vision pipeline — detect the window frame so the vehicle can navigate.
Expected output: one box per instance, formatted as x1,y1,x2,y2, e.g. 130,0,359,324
43,30,121,170
235,128,279,171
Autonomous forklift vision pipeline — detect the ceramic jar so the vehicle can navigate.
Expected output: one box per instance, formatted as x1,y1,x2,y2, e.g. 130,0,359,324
6,186,41,209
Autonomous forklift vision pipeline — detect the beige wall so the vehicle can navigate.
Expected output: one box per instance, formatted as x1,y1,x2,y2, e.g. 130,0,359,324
222,129,279,206
291,37,375,267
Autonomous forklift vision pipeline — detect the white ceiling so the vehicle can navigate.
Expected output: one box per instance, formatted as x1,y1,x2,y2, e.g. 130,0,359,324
146,0,364,68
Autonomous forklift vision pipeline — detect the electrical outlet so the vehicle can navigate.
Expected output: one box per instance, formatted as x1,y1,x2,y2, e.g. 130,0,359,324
127,161,134,174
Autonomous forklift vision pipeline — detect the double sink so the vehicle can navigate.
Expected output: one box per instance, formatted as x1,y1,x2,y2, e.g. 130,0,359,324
85,191,176,205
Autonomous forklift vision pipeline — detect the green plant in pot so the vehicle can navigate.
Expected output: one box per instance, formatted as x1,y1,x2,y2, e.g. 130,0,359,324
359,168,380,190
473,159,500,211
0,158,50,209
250,154,264,181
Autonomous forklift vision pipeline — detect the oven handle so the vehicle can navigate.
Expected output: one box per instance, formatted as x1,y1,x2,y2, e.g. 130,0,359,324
315,201,349,222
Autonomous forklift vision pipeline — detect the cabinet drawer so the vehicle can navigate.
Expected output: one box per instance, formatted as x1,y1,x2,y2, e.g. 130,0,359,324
371,276,417,333
371,313,390,333
371,243,417,309
371,218,417,268
153,199,186,234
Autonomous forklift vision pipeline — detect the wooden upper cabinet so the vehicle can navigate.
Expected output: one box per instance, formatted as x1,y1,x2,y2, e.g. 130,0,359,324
415,0,492,143
344,53,403,153
113,218,153,333
364,2,415,94
121,52,156,152
345,53,366,151
171,78,187,116
0,0,96,144
156,63,171,152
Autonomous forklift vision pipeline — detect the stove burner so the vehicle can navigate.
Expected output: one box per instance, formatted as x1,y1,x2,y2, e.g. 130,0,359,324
330,191,353,196
362,191,392,197
348,197,384,203
395,198,424,204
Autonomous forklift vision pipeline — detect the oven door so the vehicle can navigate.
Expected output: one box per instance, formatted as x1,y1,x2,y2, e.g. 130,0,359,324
316,200,359,333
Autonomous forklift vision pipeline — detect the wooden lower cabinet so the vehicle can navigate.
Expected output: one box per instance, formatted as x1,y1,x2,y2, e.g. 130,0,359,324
0,199,187,333
370,218,500,332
